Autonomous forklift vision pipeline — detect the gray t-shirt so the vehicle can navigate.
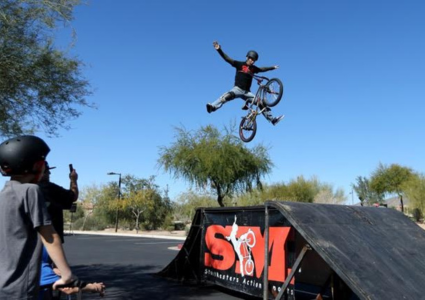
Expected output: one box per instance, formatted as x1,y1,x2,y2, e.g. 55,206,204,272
0,180,52,299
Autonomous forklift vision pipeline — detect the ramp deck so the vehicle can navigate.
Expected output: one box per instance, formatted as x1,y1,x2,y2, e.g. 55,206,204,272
267,201,425,299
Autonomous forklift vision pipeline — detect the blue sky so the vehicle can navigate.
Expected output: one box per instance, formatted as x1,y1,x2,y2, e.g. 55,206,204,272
2,0,424,203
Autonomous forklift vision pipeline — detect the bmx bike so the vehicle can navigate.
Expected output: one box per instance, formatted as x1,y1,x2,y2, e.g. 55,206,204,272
239,75,284,143
239,228,257,276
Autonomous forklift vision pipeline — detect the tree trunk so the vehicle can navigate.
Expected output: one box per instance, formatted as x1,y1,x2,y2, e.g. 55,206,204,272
216,184,225,207
217,194,224,207
400,195,404,213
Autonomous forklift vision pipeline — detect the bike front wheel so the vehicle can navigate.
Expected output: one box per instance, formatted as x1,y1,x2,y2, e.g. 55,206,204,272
239,116,257,143
262,78,283,107
245,230,256,248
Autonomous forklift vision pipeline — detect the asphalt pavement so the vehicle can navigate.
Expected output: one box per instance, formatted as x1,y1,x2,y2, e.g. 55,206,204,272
63,233,251,300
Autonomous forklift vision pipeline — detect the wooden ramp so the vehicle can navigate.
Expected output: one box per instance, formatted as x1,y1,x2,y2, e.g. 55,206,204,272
159,203,425,299
267,201,425,299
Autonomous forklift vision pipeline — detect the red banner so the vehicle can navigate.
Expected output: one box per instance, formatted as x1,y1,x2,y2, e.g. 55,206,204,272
202,209,295,297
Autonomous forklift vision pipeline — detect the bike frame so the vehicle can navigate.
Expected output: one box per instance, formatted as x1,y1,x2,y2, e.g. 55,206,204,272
245,75,270,119
239,74,283,143
241,75,270,132
239,229,255,276
240,237,252,260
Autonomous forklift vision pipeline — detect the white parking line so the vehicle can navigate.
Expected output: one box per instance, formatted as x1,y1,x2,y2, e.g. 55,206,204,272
168,246,181,251
134,242,178,245
67,231,186,240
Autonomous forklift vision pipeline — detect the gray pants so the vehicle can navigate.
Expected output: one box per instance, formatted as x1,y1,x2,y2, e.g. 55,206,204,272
211,87,273,121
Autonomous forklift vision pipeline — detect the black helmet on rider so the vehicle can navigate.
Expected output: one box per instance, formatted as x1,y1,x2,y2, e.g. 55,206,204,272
246,50,259,61
0,135,50,176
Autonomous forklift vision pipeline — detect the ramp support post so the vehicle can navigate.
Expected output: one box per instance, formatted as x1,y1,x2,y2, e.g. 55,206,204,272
274,244,312,300
263,205,270,300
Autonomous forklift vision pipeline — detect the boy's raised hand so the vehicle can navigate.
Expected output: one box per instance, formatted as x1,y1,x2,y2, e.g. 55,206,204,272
213,41,220,50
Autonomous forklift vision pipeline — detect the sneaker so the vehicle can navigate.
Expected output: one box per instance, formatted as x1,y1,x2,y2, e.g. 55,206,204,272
241,103,249,110
206,103,216,113
271,115,284,126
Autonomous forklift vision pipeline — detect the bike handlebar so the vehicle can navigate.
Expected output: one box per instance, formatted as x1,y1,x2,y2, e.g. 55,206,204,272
253,75,269,85
253,75,269,81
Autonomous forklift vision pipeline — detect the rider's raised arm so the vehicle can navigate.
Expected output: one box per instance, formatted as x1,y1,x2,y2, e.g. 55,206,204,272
216,47,235,65
257,65,279,72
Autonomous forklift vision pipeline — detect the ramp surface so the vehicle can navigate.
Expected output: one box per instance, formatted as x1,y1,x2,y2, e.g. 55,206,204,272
267,201,425,300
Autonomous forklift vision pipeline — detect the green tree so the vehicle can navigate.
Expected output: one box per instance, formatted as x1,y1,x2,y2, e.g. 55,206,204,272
76,184,111,229
107,175,172,231
80,183,105,209
260,183,290,202
90,183,118,227
63,200,84,224
0,0,93,137
121,189,155,233
402,173,425,221
173,190,218,222
314,183,345,204
235,176,346,206
352,176,380,206
146,187,172,230
285,176,320,203
236,188,267,206
158,125,273,207
370,163,415,212
121,174,151,194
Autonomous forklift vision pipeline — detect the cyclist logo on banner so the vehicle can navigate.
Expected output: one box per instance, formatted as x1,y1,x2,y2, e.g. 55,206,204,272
226,216,257,277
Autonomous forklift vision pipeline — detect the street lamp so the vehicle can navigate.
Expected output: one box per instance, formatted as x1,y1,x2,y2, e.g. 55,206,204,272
107,172,122,233
349,189,354,205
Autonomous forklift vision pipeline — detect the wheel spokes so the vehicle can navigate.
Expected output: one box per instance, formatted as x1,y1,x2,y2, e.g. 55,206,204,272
265,82,280,101
241,119,255,131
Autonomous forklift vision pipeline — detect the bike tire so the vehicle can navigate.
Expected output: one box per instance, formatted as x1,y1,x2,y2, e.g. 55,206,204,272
245,259,254,276
239,116,257,143
262,78,283,107
246,230,256,248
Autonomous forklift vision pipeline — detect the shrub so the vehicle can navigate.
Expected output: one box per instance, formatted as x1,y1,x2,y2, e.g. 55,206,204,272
72,216,108,231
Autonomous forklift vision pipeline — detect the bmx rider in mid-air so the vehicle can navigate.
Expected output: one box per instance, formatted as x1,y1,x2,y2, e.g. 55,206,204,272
206,41,284,126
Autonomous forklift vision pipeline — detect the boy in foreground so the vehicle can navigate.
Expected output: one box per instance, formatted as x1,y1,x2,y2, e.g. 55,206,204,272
0,135,74,299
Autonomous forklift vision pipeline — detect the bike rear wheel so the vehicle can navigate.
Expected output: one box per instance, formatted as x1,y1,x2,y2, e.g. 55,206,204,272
262,78,283,107
239,116,257,143
245,259,254,276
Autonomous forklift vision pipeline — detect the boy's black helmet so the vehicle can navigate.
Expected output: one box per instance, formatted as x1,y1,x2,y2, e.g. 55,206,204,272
0,135,50,176
246,50,259,61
